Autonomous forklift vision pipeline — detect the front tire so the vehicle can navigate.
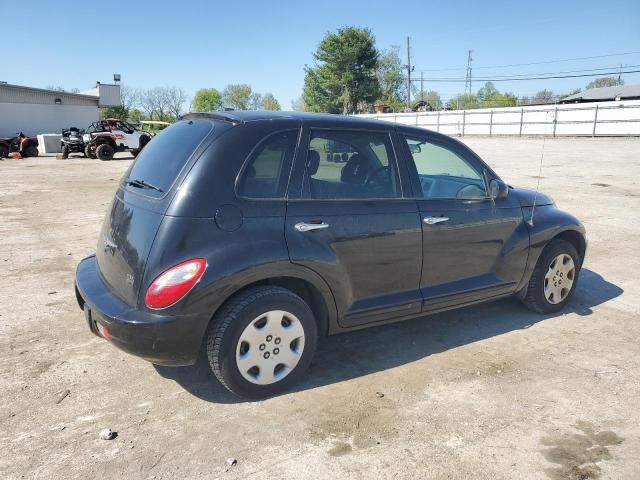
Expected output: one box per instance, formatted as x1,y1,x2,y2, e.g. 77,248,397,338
206,286,318,399
95,143,115,161
521,239,581,313
84,145,96,159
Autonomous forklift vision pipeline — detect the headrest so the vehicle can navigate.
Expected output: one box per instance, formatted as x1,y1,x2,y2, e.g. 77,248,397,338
341,154,367,184
306,150,320,176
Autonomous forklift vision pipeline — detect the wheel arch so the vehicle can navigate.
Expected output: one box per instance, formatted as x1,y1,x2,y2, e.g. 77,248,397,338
516,205,587,293
552,229,586,265
199,264,338,339
223,276,331,336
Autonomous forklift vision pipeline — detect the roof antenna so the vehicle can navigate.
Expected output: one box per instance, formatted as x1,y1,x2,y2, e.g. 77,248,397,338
528,108,553,227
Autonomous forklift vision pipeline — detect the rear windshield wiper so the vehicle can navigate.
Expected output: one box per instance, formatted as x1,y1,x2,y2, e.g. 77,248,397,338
124,178,163,193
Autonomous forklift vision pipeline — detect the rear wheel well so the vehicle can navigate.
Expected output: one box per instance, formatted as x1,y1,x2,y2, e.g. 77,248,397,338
214,277,330,336
552,230,586,265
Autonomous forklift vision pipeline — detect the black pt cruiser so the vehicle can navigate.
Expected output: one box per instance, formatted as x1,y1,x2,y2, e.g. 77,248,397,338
75,111,586,399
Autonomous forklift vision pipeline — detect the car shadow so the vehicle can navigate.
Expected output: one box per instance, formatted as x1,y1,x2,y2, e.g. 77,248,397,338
153,268,622,404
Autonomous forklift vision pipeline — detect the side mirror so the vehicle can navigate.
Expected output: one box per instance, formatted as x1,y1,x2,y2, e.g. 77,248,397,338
489,179,509,199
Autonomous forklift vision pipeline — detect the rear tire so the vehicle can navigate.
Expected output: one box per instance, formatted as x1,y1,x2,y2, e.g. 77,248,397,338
23,145,39,157
205,286,318,399
0,144,9,158
96,143,115,161
521,239,581,314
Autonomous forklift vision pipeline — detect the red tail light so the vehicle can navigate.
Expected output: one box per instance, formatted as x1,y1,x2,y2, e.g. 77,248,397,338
145,258,207,309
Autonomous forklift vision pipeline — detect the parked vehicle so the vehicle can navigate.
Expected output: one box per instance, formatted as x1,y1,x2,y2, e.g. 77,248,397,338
0,132,39,158
60,127,86,158
82,119,151,159
75,111,587,399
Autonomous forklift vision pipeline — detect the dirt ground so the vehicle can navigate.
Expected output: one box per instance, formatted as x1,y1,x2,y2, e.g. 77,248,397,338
1,137,639,480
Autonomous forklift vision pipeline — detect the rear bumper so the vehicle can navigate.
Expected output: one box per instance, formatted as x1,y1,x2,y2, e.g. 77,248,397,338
74,255,209,366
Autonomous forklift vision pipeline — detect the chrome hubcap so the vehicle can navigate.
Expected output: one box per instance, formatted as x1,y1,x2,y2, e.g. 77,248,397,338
544,254,575,304
235,310,305,385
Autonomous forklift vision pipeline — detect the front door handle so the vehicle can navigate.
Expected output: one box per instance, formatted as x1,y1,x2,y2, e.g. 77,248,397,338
295,222,330,232
423,216,449,225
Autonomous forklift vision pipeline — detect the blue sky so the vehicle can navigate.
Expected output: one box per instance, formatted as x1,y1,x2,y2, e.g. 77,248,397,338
4,0,640,109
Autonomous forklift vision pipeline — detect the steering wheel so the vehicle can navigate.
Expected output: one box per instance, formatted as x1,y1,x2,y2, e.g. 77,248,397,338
365,166,390,187
456,184,485,199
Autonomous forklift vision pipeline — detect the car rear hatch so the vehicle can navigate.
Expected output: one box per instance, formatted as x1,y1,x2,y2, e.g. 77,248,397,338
95,118,218,307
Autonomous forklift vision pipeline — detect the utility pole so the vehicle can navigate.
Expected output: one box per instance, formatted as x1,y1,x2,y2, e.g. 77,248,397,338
420,72,424,101
464,50,473,97
405,37,414,109
618,64,623,84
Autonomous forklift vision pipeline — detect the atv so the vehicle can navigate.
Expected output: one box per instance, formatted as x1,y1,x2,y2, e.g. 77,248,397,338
0,132,39,158
82,119,151,159
60,127,86,159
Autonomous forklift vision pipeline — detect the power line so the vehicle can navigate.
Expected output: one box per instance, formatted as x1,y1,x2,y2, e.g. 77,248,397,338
419,50,640,73
457,64,640,79
416,69,640,83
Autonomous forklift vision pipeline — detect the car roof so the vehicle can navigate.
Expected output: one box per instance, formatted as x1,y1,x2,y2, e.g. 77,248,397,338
182,110,398,128
180,111,458,144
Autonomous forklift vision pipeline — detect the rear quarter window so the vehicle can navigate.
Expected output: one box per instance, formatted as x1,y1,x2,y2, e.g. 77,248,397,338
237,130,298,199
124,119,213,194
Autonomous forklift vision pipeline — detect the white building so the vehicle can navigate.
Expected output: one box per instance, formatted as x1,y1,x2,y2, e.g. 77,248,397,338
0,82,121,138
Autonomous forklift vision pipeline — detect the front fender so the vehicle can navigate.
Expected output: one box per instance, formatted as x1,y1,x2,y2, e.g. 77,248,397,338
517,205,586,292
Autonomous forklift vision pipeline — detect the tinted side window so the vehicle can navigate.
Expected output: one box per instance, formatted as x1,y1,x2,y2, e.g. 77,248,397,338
125,119,213,194
303,130,400,199
238,130,298,199
404,136,486,199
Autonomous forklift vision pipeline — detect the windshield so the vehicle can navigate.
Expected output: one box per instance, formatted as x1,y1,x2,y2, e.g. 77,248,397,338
123,119,213,195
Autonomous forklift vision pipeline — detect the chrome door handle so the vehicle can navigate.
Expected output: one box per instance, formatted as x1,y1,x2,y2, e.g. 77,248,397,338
423,216,449,225
295,222,330,232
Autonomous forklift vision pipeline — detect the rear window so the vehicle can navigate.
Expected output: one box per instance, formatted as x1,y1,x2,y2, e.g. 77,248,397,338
124,119,213,194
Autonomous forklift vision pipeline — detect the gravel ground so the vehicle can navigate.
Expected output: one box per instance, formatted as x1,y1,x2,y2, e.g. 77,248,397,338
1,137,639,480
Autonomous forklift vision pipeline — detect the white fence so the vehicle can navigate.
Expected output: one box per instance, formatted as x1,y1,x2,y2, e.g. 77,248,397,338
358,99,640,137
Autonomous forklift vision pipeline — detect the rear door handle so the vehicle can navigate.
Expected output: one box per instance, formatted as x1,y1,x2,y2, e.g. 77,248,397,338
423,216,449,225
294,222,329,232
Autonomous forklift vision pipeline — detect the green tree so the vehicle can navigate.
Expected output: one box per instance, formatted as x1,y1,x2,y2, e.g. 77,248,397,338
586,76,623,89
128,109,144,123
471,82,518,108
483,92,517,108
192,88,223,112
303,26,381,114
248,92,263,110
448,94,479,110
476,82,498,104
376,46,405,111
223,84,253,110
262,93,281,111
